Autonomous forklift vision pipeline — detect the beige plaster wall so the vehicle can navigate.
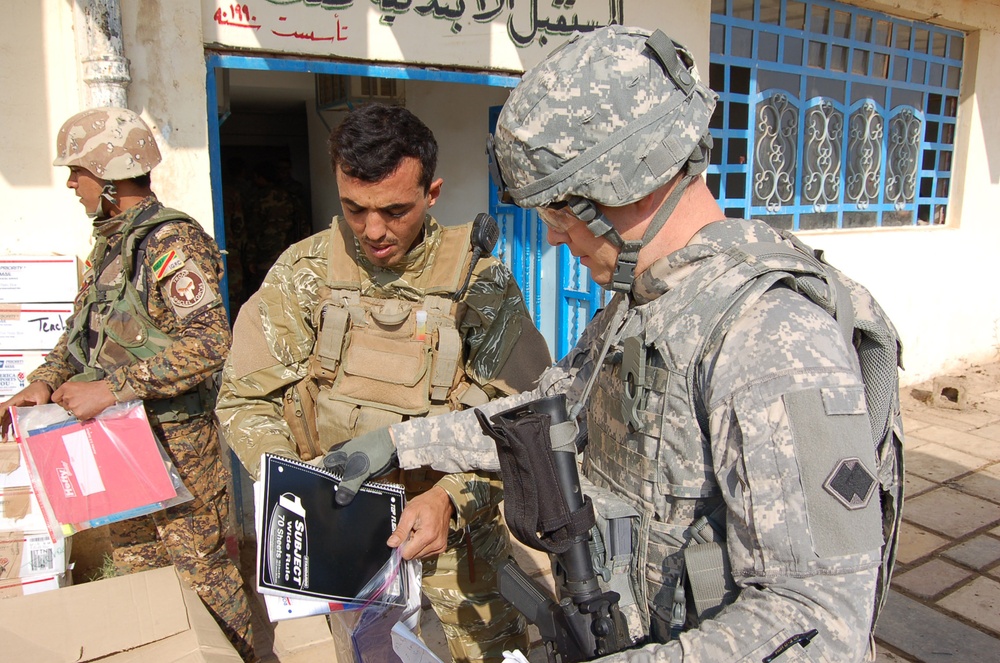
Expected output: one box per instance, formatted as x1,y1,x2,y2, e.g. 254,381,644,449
0,0,92,258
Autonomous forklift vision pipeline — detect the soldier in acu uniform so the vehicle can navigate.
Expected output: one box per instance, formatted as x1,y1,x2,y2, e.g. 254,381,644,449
0,108,256,661
216,104,552,663
326,27,903,663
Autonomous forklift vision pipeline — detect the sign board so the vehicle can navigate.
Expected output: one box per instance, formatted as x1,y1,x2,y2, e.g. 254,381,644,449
202,0,625,72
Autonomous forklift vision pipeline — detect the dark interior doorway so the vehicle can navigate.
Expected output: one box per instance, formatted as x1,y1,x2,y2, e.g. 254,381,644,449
219,106,314,317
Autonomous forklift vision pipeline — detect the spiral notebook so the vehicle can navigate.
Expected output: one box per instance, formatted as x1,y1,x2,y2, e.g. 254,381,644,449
256,454,406,605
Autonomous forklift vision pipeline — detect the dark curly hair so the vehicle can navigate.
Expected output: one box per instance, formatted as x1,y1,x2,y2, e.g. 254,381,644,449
328,103,438,192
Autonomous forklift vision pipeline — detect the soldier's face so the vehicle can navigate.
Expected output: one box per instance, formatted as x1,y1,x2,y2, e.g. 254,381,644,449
544,207,622,287
66,166,105,217
337,157,443,268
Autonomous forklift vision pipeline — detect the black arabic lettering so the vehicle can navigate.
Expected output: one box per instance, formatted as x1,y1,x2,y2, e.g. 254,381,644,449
507,0,537,47
470,0,504,23
374,0,415,12
415,0,465,20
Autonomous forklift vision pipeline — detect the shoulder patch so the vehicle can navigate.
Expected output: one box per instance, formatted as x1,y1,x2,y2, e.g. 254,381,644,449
152,247,187,281
167,264,215,317
824,458,877,510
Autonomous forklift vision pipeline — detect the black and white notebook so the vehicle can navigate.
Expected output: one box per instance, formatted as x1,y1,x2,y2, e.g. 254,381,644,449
256,454,406,605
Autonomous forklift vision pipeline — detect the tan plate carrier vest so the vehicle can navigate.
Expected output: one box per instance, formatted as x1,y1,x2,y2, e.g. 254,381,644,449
284,221,487,491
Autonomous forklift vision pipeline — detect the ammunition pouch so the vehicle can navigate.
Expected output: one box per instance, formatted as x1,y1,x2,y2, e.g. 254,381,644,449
282,377,323,460
583,477,646,645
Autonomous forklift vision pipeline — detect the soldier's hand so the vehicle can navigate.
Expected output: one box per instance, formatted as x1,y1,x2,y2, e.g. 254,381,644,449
0,382,53,439
51,380,117,422
387,486,455,560
323,428,397,506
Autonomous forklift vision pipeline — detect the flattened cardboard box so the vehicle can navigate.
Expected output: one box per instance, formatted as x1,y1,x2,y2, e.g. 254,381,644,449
0,565,242,662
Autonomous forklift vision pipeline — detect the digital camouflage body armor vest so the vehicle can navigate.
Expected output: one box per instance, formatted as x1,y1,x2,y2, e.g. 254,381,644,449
284,220,488,462
66,204,194,381
582,219,903,646
63,203,215,424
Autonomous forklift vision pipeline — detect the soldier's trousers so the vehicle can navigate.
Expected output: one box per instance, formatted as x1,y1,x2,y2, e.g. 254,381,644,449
421,505,529,663
109,415,255,662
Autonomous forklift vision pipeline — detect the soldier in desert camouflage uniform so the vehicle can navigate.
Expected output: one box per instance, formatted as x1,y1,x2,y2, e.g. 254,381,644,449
327,27,902,662
216,104,551,663
0,108,255,661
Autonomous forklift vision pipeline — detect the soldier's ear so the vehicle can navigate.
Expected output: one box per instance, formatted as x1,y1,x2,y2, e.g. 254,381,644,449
426,177,443,207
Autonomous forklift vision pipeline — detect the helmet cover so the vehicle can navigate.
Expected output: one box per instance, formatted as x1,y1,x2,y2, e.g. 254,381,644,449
495,25,717,209
53,107,161,181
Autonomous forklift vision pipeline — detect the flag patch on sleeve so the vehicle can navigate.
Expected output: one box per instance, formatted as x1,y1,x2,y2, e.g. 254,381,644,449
152,248,186,281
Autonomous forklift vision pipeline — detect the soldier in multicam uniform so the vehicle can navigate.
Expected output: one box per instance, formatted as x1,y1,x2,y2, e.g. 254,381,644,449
216,103,551,663
0,108,256,661
327,27,900,662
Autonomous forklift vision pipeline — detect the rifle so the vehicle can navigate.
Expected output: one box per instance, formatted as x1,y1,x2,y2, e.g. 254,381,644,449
477,395,633,662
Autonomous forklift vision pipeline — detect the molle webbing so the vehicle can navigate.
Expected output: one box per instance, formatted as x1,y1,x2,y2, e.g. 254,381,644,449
287,221,479,455
326,219,473,294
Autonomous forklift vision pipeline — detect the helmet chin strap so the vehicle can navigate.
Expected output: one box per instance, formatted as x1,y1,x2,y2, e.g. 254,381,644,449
566,134,713,293
90,182,118,220
566,172,695,293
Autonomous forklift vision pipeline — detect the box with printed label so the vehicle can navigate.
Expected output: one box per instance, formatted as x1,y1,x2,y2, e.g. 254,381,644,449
0,255,79,303
0,303,74,350
0,352,47,396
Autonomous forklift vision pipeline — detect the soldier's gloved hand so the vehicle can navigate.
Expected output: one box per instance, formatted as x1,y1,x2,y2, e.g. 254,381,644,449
323,428,397,506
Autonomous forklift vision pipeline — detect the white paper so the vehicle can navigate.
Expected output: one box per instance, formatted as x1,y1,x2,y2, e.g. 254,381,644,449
391,621,444,663
62,429,105,496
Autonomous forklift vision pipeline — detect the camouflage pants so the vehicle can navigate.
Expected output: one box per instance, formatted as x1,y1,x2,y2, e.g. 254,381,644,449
110,414,255,662
421,504,528,663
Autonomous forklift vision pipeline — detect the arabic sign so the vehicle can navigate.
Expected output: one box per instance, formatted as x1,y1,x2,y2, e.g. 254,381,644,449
202,0,624,72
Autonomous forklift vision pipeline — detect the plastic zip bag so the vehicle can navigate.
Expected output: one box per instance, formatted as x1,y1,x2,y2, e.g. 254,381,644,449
349,546,443,663
11,400,192,540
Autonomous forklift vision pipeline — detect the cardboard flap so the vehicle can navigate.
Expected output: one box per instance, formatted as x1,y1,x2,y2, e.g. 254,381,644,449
0,442,20,474
0,566,198,662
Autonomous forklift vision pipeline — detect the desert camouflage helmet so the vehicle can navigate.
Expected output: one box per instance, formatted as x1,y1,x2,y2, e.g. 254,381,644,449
494,25,717,210
53,107,161,181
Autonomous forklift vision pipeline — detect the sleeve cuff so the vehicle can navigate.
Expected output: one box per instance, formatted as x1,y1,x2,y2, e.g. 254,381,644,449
246,436,298,480
434,473,481,531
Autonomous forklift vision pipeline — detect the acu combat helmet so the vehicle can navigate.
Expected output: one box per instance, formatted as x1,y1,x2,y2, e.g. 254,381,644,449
490,25,718,291
53,107,161,181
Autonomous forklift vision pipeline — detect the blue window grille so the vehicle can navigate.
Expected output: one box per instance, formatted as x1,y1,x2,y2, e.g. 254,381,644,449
708,0,964,229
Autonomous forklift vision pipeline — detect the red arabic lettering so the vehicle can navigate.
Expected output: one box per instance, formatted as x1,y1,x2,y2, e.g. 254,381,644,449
214,4,262,30
272,14,348,42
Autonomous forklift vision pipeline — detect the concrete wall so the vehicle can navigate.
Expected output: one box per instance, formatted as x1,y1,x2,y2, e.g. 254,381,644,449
1,0,997,384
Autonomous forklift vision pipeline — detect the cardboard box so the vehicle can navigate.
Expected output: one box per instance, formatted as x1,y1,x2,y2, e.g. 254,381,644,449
0,571,69,598
0,255,79,303
0,566,243,662
272,613,356,663
0,351,47,395
0,303,74,350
